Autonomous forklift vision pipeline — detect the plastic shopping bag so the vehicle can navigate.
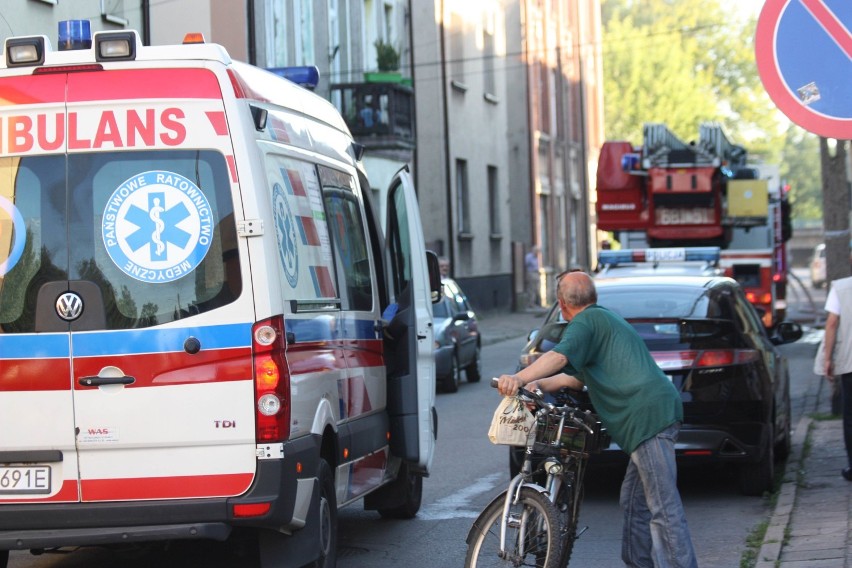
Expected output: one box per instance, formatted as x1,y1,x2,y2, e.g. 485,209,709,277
488,395,535,446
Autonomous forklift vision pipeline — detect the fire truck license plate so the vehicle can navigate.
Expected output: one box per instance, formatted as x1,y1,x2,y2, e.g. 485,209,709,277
655,208,714,225
0,466,51,494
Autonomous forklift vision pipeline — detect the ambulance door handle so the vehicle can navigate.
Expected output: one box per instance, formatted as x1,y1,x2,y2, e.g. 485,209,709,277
79,365,135,387
79,375,135,387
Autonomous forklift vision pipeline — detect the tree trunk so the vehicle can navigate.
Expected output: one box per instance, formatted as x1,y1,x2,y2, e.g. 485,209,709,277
818,138,850,415
819,138,851,284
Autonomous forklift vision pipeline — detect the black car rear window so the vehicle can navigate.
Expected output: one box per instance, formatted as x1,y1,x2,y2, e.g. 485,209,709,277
630,319,743,350
597,285,728,320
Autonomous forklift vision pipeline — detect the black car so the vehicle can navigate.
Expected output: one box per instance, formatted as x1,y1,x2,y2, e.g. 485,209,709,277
515,275,802,496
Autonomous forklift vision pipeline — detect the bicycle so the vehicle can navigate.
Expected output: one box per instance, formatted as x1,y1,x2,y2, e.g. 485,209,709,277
464,380,610,567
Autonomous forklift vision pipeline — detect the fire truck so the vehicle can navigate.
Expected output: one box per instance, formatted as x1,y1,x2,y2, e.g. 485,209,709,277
595,123,791,326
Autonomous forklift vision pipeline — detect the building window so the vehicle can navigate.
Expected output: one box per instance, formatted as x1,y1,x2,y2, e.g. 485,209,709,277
298,0,315,65
456,159,470,236
450,11,465,83
488,165,500,236
267,0,288,66
483,11,496,95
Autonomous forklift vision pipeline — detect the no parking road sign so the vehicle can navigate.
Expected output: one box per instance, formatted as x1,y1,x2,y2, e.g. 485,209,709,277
756,0,852,139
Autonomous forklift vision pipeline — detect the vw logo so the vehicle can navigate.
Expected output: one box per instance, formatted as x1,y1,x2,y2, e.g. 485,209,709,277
56,292,83,321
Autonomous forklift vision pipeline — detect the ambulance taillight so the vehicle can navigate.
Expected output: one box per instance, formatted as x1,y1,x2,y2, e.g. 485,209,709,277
252,317,291,442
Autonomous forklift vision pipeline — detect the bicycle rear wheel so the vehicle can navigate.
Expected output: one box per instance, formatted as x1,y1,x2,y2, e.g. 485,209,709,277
465,487,562,568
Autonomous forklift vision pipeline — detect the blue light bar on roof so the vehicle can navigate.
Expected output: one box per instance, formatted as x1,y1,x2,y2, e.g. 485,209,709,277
58,20,92,51
267,66,320,89
598,246,720,265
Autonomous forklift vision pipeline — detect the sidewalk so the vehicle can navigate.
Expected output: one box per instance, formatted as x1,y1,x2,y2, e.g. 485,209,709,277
756,365,851,567
479,307,852,567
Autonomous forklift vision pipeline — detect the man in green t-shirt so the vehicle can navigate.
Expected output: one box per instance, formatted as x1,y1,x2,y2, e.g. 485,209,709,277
497,271,697,568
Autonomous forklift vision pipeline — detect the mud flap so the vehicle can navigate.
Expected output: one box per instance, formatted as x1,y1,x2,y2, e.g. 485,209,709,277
258,478,320,568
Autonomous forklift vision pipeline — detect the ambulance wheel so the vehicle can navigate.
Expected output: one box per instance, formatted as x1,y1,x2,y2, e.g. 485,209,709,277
377,461,422,519
308,460,338,568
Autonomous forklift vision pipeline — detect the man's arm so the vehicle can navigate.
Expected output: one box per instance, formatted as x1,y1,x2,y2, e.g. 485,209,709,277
824,312,839,378
497,350,569,395
527,373,584,393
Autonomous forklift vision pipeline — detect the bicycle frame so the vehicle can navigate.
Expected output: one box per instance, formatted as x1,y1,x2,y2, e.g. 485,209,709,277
497,401,588,559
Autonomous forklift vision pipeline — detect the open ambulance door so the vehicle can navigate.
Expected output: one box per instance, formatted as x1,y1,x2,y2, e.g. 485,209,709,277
383,168,436,474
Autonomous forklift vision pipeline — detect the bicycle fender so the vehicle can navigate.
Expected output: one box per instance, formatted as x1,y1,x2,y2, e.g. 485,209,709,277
465,484,550,545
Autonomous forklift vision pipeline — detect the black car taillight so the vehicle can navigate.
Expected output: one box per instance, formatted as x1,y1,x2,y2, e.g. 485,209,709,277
652,349,759,371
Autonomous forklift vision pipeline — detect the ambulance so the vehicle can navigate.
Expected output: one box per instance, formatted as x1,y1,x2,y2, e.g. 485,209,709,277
0,21,439,568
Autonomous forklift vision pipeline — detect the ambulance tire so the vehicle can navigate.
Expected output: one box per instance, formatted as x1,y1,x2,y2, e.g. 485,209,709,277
0,549,7,568
308,459,338,568
377,461,423,519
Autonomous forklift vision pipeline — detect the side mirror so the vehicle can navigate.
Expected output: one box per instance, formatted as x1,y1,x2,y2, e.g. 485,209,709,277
425,250,441,304
771,320,803,345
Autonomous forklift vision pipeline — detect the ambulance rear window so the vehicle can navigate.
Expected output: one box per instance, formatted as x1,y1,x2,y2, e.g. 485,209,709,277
0,150,240,332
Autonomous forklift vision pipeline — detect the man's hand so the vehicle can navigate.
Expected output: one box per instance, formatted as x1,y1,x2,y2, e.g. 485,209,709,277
497,374,524,396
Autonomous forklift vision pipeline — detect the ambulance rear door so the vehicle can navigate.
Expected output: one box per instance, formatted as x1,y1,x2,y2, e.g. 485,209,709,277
1,66,259,505
384,169,435,473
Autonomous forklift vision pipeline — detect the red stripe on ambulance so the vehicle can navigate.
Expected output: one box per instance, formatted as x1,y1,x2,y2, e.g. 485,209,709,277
66,69,222,102
0,359,71,392
81,473,254,501
205,110,229,136
0,75,66,105
72,348,252,389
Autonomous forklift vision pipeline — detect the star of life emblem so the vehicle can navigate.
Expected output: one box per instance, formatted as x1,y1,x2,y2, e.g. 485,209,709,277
102,170,214,283
272,183,299,288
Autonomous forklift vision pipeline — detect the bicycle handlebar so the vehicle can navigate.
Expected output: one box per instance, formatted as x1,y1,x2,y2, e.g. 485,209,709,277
491,377,595,434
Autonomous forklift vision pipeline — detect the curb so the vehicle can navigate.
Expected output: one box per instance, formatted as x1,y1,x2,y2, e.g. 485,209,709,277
754,416,812,568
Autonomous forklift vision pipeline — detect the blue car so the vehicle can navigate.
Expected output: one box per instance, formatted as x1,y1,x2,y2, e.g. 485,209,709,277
433,278,481,393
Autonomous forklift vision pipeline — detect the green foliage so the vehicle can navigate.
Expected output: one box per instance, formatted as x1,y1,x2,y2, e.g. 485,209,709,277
602,0,782,153
601,0,823,223
374,39,400,72
780,128,822,221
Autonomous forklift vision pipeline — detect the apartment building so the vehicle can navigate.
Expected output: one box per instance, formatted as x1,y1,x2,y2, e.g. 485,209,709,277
2,0,602,311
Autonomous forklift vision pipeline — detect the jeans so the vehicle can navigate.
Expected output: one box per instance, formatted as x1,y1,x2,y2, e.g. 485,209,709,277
620,423,697,568
841,373,852,468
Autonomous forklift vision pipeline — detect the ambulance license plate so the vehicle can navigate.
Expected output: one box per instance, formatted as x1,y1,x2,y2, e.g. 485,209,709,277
0,466,51,494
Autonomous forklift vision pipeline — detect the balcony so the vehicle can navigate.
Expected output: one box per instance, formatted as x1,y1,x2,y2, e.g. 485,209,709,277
330,81,415,151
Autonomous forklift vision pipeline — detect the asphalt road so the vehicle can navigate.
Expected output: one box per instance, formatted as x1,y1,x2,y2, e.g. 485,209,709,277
8,269,827,568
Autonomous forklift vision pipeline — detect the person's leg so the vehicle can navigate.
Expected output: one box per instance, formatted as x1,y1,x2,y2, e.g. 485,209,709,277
841,373,852,476
620,458,654,567
630,423,697,568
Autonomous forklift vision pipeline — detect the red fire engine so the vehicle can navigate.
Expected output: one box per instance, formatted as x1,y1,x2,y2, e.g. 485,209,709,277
596,123,791,326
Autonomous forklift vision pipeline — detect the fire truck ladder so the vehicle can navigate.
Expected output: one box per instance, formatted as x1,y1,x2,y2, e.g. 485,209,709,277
698,122,748,170
641,123,716,168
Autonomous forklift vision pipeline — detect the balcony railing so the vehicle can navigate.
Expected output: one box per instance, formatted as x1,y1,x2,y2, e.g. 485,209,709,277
330,81,415,150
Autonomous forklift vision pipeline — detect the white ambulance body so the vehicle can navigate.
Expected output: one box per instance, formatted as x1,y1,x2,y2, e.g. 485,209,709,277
0,24,437,568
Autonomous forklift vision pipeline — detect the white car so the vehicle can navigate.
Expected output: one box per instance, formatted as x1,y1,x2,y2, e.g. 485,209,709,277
810,243,826,289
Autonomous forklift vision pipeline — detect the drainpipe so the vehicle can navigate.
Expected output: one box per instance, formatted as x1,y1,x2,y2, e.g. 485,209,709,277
246,0,256,65
141,0,150,45
439,0,454,274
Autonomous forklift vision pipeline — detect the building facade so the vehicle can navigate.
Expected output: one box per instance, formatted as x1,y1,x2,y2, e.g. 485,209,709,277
2,0,603,312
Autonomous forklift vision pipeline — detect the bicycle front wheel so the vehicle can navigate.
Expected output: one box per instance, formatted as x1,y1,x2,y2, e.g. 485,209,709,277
465,487,562,568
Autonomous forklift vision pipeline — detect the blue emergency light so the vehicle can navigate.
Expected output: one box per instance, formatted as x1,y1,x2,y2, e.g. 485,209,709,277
267,66,320,90
598,247,721,266
58,20,92,51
